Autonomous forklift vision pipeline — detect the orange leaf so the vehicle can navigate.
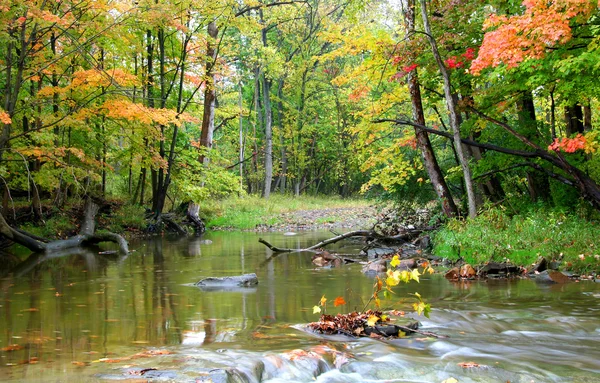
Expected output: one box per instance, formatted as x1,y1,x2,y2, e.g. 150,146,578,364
333,296,346,307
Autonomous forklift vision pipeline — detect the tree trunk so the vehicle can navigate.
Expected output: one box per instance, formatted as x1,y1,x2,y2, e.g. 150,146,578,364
420,0,477,218
260,11,273,199
583,101,592,131
403,0,457,218
565,104,584,135
199,22,218,164
517,92,550,201
239,82,245,193
276,79,287,194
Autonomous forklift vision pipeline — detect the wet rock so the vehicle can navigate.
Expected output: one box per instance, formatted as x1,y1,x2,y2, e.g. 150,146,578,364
365,247,396,259
412,235,431,250
445,267,459,280
196,273,258,289
194,368,244,383
363,322,419,337
398,258,417,270
459,264,476,278
480,262,523,276
361,260,387,275
532,270,571,284
312,251,343,268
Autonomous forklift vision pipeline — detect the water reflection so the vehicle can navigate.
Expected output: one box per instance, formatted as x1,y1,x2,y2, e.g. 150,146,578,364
0,231,599,382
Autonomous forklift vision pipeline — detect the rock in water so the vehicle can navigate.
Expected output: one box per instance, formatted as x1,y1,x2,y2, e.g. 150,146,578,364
196,273,259,287
533,270,570,284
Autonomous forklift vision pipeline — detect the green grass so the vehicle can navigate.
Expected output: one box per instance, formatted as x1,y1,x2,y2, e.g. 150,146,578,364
203,194,371,230
432,205,600,273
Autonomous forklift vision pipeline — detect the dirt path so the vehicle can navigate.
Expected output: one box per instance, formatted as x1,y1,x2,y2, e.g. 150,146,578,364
256,205,378,232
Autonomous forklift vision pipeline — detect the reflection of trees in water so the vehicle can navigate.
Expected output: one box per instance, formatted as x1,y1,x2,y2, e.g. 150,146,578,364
150,238,183,345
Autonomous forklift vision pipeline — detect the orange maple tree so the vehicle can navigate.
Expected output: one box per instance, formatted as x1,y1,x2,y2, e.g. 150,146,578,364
471,0,598,73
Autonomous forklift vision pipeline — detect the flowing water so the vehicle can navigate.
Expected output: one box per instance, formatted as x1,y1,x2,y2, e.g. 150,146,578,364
1,230,599,382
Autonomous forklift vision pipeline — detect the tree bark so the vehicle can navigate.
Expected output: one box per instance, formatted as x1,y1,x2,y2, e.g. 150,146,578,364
403,0,457,218
260,10,274,199
565,103,584,135
199,21,218,164
420,0,477,218
517,92,550,201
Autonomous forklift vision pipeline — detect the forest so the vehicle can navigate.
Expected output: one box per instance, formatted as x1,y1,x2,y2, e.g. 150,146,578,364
0,0,599,254
2,2,600,381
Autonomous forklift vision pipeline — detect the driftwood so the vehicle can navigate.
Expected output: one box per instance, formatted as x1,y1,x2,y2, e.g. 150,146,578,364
258,228,429,254
0,198,129,254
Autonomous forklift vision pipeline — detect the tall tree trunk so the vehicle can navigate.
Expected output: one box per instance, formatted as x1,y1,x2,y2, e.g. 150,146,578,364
420,0,477,218
260,11,274,199
239,82,245,194
188,22,218,232
403,0,457,218
252,68,262,194
199,22,218,164
517,92,549,201
583,100,592,131
276,79,287,194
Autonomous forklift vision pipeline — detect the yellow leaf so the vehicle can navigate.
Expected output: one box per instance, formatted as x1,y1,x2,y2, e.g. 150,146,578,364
390,255,400,268
366,315,379,327
442,378,458,383
411,268,421,282
386,275,399,287
313,305,321,314
320,295,327,306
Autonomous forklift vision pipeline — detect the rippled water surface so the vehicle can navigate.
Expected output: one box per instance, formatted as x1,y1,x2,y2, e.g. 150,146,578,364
1,230,599,382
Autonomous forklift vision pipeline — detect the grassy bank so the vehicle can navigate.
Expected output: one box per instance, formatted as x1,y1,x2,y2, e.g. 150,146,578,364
432,205,600,274
202,194,372,230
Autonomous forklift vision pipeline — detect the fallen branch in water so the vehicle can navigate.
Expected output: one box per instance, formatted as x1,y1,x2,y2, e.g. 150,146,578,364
258,229,427,253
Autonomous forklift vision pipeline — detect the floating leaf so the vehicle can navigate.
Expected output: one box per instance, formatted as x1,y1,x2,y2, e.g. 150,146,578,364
313,305,322,314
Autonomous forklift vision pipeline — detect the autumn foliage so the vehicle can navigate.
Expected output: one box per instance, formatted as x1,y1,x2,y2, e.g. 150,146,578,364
471,0,598,73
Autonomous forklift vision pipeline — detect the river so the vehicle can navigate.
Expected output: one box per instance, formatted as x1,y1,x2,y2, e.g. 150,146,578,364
1,230,599,382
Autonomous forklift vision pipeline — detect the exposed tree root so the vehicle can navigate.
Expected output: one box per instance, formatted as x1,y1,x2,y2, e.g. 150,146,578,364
0,198,129,255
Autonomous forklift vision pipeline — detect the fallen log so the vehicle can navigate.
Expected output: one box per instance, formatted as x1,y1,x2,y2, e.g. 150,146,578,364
0,198,129,255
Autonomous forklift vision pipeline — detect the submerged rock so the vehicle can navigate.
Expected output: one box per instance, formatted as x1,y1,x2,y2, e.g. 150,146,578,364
196,273,259,289
532,270,571,284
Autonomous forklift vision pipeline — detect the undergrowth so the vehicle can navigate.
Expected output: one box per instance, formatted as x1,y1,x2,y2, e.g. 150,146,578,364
432,203,600,273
